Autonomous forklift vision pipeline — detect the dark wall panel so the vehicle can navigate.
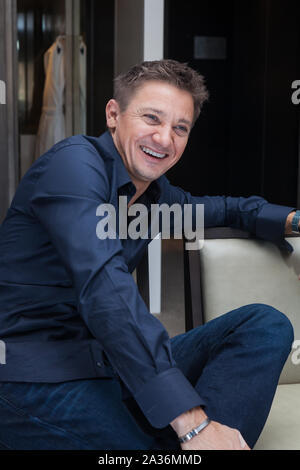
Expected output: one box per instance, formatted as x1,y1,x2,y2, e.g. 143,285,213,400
227,0,268,198
85,0,114,137
228,0,300,205
165,0,300,207
165,0,234,197
263,0,300,205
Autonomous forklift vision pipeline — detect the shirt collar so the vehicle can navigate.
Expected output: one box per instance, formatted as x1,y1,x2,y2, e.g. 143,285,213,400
97,131,132,188
98,131,161,205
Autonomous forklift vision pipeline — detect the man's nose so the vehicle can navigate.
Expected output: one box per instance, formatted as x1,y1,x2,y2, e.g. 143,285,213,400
152,126,173,149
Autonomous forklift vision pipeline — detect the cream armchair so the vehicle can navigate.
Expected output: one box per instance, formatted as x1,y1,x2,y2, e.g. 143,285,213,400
183,228,300,450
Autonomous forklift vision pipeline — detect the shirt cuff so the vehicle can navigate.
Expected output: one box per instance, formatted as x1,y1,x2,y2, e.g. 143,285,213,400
256,203,296,252
133,367,206,428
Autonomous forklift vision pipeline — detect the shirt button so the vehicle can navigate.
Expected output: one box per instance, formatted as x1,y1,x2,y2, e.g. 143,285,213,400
96,362,102,367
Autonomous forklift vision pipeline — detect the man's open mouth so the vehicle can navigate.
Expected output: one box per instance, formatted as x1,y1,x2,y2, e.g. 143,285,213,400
140,146,168,159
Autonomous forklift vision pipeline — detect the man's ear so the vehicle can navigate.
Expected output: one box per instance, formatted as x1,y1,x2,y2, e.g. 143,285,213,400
106,99,121,131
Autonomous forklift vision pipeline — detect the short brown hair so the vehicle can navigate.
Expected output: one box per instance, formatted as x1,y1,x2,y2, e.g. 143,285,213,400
113,59,209,125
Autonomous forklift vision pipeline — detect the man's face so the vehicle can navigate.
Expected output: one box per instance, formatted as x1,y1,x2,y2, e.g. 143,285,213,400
106,80,194,190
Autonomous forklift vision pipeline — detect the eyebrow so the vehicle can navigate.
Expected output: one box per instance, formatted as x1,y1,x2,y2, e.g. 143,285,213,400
139,107,192,127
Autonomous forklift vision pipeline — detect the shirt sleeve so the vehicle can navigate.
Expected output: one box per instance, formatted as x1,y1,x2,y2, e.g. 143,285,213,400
29,144,205,429
160,177,296,251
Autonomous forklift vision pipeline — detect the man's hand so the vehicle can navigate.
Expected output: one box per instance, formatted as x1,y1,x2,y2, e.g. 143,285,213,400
170,406,250,450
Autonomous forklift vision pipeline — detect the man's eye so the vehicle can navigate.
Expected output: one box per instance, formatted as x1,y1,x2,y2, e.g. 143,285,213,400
144,114,159,123
174,125,188,135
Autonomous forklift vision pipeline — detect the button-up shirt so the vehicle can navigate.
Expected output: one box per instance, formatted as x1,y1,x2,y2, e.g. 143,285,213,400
0,131,295,428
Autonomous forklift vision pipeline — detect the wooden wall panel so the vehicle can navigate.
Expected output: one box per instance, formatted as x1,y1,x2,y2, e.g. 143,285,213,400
0,0,19,223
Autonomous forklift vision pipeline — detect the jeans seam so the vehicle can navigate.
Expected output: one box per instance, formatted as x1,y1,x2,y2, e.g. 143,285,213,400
0,392,93,448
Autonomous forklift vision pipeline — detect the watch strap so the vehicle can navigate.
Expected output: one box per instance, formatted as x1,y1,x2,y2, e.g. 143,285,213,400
291,210,300,234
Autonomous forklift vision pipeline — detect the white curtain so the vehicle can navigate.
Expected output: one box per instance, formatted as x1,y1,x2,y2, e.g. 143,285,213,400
35,35,87,159
35,35,66,159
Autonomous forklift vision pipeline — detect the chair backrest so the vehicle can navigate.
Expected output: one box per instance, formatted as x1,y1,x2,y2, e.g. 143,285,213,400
191,231,300,385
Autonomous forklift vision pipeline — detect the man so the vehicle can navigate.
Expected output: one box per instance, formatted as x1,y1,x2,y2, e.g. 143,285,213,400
0,60,295,450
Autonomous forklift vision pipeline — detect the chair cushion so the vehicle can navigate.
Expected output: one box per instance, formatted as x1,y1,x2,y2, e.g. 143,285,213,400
199,237,300,384
254,383,300,449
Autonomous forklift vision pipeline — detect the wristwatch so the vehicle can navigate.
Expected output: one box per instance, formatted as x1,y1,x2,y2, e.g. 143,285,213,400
291,210,300,234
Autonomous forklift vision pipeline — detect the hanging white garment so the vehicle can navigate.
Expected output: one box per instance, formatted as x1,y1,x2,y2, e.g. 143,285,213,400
79,37,87,134
35,36,66,159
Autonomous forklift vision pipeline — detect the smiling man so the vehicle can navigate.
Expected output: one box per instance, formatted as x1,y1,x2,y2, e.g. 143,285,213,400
0,60,297,451
106,80,194,201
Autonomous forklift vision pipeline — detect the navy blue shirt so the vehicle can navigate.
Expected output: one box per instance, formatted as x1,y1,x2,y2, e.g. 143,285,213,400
0,131,295,428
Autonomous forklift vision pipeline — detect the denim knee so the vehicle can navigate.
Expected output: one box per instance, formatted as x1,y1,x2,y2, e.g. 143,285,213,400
247,303,294,353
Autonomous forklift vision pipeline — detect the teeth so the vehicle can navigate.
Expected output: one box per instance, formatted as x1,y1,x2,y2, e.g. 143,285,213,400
141,146,166,159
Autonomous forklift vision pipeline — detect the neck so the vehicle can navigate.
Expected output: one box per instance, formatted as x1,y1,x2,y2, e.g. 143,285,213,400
109,130,151,207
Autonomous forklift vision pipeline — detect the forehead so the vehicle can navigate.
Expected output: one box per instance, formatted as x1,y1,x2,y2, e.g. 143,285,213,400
127,80,194,120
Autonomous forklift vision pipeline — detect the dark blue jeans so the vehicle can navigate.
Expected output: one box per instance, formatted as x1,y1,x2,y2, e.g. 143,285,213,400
0,303,294,450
